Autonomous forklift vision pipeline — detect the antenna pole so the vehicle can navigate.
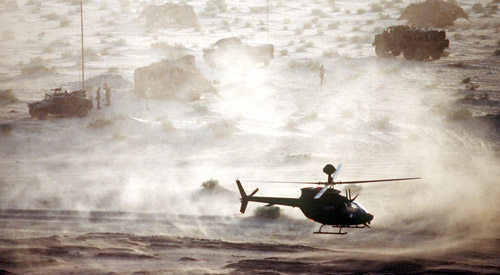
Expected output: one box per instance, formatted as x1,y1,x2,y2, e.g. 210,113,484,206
80,0,84,91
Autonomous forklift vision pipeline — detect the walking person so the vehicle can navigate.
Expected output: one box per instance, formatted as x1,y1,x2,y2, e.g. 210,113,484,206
104,83,111,107
319,64,326,85
95,86,101,109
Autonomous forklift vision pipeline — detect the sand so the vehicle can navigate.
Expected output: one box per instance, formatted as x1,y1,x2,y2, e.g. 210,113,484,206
1,0,499,274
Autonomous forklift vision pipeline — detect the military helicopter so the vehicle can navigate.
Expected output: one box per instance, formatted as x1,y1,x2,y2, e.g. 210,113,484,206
236,164,420,234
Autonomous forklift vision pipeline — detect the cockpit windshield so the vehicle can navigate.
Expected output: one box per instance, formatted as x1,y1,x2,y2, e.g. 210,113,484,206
345,202,366,214
354,201,368,212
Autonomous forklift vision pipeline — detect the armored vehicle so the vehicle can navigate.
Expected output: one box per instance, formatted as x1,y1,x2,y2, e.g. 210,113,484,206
28,88,93,120
203,37,274,67
373,25,449,61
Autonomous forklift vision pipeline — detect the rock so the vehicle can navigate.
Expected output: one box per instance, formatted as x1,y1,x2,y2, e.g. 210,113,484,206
253,206,281,220
0,123,13,134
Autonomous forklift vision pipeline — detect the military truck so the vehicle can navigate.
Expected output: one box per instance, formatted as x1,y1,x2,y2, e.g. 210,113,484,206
203,37,274,67
28,88,93,120
373,25,449,61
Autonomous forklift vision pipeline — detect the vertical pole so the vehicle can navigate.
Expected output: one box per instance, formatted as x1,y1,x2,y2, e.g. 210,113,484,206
266,0,269,44
80,0,84,91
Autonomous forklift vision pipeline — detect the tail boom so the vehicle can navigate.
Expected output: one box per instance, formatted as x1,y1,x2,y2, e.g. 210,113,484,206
236,180,301,214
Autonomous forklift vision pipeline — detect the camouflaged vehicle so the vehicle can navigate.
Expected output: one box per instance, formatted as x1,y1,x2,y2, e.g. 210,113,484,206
203,37,274,67
28,88,93,120
373,25,449,61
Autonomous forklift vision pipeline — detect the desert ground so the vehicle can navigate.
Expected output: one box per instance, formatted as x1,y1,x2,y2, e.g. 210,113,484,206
1,0,500,274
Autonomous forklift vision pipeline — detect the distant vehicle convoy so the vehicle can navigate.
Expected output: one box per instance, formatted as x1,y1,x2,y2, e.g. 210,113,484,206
27,26,451,120
28,88,93,120
373,25,449,61
203,37,274,67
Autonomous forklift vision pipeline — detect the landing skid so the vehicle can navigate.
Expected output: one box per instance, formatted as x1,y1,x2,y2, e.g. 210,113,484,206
314,225,347,235
313,224,369,235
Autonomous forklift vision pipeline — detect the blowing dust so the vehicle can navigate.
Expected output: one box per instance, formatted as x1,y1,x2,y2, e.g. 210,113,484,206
0,2,499,269
2,55,499,249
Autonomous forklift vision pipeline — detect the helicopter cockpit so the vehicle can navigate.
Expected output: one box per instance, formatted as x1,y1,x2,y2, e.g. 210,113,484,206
343,201,373,225
344,201,366,217
345,201,366,213
344,201,363,215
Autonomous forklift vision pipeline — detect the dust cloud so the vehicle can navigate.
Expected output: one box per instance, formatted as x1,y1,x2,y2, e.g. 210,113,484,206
2,53,498,248
0,0,499,273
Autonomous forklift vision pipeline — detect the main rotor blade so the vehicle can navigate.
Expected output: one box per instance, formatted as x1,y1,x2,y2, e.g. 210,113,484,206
332,163,342,180
314,184,330,199
240,177,420,185
240,180,322,185
338,177,421,185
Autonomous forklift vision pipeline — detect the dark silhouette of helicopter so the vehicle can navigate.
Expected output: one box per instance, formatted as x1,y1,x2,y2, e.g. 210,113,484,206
236,164,420,234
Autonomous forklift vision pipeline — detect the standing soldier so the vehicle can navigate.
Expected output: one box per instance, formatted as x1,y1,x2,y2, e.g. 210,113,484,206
319,64,326,85
95,86,101,109
146,87,151,111
104,83,111,107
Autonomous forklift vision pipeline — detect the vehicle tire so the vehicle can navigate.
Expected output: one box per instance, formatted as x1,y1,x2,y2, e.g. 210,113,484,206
76,105,88,117
430,51,442,60
35,109,48,120
403,48,414,60
391,50,401,57
29,107,35,117
414,48,426,61
375,44,387,57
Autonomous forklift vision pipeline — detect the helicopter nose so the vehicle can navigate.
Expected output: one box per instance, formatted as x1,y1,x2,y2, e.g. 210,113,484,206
365,213,374,223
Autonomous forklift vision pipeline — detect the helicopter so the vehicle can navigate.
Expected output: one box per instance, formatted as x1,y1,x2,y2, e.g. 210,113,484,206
236,164,420,234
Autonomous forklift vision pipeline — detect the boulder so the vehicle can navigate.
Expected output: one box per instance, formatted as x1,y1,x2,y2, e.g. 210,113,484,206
139,3,199,28
398,0,468,28
134,55,215,101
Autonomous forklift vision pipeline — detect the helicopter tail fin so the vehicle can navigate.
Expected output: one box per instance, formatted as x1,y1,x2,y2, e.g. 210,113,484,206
236,179,249,213
240,200,249,214
236,179,258,214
